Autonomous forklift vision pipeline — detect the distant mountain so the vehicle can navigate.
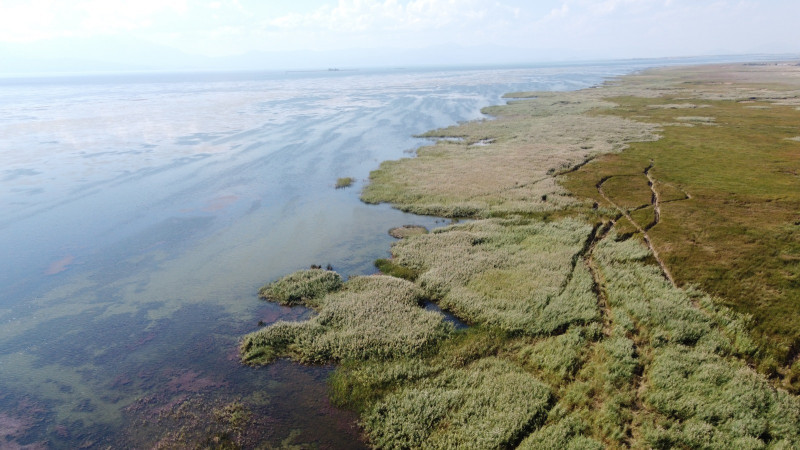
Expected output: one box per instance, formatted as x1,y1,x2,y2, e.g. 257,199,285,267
0,36,207,74
2,37,794,76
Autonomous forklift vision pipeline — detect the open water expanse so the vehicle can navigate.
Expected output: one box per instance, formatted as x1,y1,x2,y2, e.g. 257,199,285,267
0,58,737,447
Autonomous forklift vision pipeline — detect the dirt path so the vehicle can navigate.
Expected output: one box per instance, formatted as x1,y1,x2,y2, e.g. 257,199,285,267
596,172,676,287
583,220,615,336
644,162,660,230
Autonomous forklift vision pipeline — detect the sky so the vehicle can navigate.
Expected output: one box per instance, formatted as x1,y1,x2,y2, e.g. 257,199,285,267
1,0,799,71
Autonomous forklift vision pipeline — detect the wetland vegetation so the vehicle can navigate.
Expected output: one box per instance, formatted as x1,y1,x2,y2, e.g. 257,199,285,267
243,63,800,448
336,177,356,189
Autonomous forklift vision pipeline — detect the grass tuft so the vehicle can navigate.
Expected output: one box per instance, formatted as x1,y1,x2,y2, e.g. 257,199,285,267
257,268,342,308
335,177,355,188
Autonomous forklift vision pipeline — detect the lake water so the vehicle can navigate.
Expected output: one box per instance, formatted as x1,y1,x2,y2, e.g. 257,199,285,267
0,60,700,447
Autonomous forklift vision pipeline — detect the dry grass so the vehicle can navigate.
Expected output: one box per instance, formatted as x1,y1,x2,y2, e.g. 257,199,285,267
388,225,428,239
362,91,659,218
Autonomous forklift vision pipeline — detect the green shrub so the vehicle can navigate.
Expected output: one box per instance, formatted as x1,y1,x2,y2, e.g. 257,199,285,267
511,325,600,384
642,345,800,448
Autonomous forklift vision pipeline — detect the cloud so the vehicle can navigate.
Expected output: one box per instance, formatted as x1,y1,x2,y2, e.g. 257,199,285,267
77,0,190,33
0,0,59,41
1,0,798,61
0,0,194,41
544,3,569,20
266,0,489,33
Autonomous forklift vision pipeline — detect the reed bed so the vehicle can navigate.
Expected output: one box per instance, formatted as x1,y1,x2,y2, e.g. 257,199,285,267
242,63,800,448
241,275,452,365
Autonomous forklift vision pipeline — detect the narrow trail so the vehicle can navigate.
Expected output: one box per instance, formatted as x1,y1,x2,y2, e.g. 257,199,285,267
584,218,645,447
596,170,676,288
644,162,660,231
583,220,615,336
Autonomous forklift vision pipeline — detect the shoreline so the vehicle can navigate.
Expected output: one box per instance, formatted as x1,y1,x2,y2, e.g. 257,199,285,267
243,61,800,448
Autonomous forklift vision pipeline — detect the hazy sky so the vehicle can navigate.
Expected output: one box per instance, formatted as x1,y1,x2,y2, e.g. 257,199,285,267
1,0,799,65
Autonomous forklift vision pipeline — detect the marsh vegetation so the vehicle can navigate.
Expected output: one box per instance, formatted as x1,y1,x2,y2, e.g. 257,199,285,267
336,177,355,188
243,63,800,448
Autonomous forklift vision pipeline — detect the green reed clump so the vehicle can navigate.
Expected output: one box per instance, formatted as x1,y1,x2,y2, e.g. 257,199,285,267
511,324,601,386
258,268,342,308
329,357,442,413
518,413,604,450
329,326,511,413
335,177,355,188
642,345,800,449
388,218,598,334
363,357,552,449
242,275,452,365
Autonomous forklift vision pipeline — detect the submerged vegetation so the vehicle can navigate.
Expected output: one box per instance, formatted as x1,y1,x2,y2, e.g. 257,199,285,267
243,63,800,448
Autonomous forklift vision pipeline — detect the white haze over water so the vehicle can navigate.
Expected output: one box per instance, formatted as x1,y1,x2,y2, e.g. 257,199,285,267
1,0,799,73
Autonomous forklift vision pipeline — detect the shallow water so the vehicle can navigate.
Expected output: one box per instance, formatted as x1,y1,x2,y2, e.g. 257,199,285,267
1,61,678,447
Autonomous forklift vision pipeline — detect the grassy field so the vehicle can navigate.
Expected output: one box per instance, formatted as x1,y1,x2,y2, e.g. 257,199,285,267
564,67,800,384
242,62,800,448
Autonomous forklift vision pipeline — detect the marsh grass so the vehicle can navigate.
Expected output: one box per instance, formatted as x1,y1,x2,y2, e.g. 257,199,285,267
387,225,428,239
362,93,658,218
257,268,342,308
336,177,355,188
364,357,552,449
566,83,800,387
388,218,599,334
243,63,800,448
242,275,452,365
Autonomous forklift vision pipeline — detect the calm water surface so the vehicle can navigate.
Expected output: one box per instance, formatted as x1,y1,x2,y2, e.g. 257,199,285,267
1,62,671,447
